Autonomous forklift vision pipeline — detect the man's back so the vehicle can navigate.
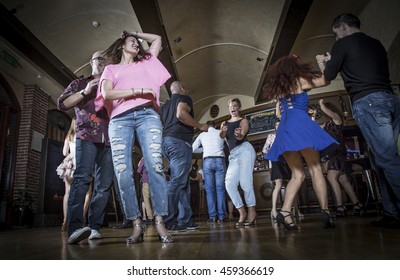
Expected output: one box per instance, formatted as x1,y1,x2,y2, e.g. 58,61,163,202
193,127,225,158
160,94,194,143
325,32,392,102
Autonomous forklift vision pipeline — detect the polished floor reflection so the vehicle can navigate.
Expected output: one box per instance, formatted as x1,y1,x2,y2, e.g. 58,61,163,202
0,212,399,260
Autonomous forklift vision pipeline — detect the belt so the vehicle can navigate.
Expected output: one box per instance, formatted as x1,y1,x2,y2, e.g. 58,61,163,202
131,104,152,112
204,156,225,160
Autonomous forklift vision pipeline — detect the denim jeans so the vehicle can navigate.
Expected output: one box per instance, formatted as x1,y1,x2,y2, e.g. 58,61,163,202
109,108,168,220
203,157,226,219
162,136,193,227
352,91,400,217
67,139,114,236
225,141,256,208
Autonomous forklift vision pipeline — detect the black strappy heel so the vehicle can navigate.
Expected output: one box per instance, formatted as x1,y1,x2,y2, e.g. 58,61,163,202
352,202,366,216
321,209,335,229
335,205,347,217
276,210,299,231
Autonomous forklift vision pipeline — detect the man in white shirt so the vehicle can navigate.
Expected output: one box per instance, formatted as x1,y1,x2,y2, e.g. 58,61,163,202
192,121,227,223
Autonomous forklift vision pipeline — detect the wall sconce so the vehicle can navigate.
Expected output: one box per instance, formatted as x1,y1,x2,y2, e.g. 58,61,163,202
92,21,100,28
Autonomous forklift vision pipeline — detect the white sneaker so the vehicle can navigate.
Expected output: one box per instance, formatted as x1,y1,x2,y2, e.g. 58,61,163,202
68,227,91,244
89,229,102,240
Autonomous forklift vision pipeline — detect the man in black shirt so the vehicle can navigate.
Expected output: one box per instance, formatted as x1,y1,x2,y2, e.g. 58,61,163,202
160,81,208,231
316,13,400,228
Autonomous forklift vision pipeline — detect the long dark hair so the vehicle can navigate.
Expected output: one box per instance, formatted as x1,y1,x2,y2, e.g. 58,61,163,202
263,55,322,100
102,31,151,64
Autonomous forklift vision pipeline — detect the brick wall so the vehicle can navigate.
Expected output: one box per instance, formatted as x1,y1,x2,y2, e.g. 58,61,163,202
13,85,49,208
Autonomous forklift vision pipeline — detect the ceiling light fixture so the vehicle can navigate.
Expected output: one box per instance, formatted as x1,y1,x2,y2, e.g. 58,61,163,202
92,21,100,28
36,73,42,79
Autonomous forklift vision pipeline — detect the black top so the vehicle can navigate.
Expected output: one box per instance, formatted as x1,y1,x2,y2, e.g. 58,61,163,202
323,120,342,143
225,119,248,151
159,94,194,144
324,32,392,103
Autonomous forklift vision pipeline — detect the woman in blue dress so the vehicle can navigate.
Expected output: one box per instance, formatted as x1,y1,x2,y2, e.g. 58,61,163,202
263,55,338,230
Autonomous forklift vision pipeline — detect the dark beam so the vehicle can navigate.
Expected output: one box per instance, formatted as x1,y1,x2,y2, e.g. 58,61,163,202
255,0,314,104
0,3,76,87
130,0,179,96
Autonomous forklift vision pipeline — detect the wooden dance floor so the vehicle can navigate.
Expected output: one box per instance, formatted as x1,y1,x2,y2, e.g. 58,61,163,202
0,211,399,260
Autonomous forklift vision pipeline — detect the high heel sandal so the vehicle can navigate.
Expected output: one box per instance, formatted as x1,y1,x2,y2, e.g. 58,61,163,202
236,217,246,227
321,209,335,229
244,213,257,226
155,221,173,243
235,221,245,227
235,213,246,227
352,202,366,216
126,221,146,244
335,205,347,217
276,210,299,231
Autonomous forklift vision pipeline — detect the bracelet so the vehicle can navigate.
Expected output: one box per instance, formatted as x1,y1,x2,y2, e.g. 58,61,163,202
80,90,86,98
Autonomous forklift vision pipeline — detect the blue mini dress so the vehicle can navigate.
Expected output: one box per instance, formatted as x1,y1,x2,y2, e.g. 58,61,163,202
266,92,338,162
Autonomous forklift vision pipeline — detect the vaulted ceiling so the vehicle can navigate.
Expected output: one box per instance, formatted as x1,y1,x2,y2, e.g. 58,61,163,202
1,0,399,120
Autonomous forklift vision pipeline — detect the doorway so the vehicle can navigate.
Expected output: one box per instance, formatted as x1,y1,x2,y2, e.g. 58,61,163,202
0,76,20,229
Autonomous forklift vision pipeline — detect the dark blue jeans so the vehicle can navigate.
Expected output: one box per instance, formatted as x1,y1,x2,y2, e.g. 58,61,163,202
352,91,400,218
162,136,193,227
203,157,226,220
67,139,114,236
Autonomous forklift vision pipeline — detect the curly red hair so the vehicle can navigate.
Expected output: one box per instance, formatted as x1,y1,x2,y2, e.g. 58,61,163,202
263,55,322,100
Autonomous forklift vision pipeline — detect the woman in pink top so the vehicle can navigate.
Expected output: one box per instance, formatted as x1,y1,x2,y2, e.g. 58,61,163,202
96,31,172,244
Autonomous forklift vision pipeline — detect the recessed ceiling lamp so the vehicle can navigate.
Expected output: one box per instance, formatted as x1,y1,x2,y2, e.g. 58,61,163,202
174,37,182,43
92,21,100,28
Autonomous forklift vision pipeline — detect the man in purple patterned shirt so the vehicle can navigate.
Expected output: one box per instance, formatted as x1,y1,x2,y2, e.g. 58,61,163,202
57,51,115,244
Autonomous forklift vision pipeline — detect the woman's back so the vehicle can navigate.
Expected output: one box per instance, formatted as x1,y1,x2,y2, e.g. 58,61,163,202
266,92,338,161
279,91,309,117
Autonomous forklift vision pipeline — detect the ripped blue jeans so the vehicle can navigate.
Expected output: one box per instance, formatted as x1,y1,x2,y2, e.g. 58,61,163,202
108,107,168,220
